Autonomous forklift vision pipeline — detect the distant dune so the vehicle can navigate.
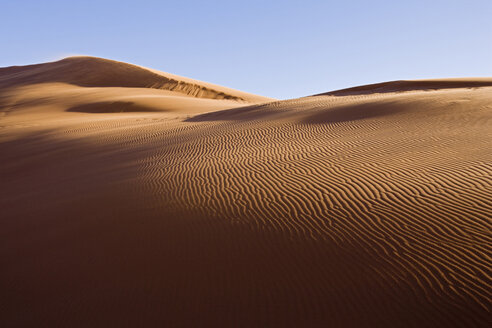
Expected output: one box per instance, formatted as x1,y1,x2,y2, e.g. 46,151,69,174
315,78,492,96
0,57,490,327
0,56,272,117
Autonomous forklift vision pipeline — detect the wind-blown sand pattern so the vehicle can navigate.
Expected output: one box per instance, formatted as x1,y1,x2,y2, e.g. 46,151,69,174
1,57,491,327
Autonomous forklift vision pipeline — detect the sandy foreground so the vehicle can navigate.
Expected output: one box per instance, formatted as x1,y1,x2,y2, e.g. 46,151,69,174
0,57,491,327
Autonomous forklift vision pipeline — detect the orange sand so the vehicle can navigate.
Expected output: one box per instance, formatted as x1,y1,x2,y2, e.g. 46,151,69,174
1,57,491,327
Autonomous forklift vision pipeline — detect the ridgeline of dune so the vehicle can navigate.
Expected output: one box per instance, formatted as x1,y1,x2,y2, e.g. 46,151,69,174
0,56,272,102
0,56,273,119
314,78,492,96
0,57,490,327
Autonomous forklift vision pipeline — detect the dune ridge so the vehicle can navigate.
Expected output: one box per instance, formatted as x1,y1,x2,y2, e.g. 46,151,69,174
0,57,273,118
315,78,492,96
0,58,490,327
0,56,272,102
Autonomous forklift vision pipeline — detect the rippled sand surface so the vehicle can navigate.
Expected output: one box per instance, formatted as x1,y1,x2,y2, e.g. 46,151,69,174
1,57,491,327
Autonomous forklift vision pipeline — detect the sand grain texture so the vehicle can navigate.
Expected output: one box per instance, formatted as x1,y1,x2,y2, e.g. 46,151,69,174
0,57,491,327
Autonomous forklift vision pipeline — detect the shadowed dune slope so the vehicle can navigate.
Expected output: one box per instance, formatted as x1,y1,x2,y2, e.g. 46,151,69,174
0,66,491,328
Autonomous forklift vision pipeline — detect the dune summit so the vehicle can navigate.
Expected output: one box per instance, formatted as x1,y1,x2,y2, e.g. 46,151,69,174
0,56,272,117
0,57,491,327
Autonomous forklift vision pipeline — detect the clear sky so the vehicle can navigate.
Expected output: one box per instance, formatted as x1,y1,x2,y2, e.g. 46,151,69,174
1,0,491,99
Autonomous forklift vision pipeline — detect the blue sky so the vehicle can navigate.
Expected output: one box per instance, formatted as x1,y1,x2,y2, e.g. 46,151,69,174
1,0,491,99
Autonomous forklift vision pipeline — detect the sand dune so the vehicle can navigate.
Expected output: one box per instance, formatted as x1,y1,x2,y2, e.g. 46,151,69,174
315,78,492,96
0,58,491,327
0,56,272,102
0,57,272,120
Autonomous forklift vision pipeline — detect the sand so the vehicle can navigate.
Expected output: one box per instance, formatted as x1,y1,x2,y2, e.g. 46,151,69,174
0,57,491,327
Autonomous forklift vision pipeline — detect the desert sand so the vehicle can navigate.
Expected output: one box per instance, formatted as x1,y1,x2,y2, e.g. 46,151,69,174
0,57,491,327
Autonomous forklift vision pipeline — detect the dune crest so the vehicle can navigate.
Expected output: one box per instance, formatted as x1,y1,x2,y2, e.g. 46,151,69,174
0,56,272,102
0,57,273,118
315,78,492,96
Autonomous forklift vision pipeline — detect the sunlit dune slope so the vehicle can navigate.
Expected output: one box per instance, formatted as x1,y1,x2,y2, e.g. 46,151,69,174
0,56,272,102
0,59,491,328
0,56,273,117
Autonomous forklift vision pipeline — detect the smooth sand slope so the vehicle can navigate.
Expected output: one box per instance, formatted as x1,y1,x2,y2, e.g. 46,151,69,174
0,57,491,327
0,56,272,118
